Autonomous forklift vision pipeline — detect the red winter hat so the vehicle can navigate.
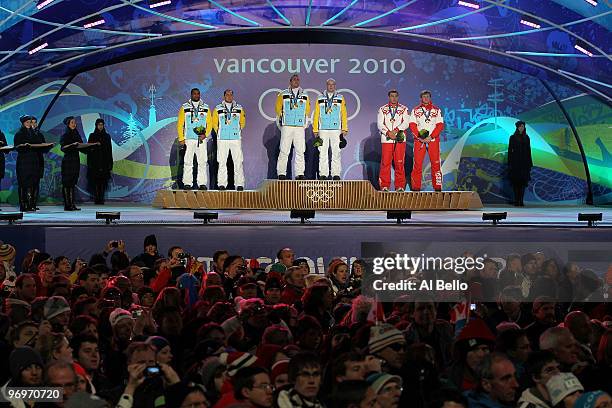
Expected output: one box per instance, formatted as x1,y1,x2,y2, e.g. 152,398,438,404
456,318,496,349
271,359,289,382
219,352,259,377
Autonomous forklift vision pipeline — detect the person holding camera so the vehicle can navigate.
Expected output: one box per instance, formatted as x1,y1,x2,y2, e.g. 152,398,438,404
115,342,181,408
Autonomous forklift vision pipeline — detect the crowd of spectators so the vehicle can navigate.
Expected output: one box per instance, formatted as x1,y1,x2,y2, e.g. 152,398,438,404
0,237,610,408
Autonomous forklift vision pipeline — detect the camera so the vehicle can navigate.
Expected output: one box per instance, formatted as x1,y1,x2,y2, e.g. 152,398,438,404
177,252,190,266
145,365,161,377
132,309,143,318
111,241,119,248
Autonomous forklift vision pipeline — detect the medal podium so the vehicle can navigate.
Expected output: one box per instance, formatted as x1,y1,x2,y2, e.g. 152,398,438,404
152,180,483,211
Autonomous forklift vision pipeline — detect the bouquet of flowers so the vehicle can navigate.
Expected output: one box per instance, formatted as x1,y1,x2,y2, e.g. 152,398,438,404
418,129,430,139
387,130,405,142
313,136,323,148
193,125,207,136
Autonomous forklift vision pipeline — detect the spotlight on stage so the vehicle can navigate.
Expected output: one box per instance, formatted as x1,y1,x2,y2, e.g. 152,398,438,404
194,212,218,224
482,212,507,225
387,211,412,225
0,212,23,224
290,210,315,224
578,213,602,227
96,211,121,225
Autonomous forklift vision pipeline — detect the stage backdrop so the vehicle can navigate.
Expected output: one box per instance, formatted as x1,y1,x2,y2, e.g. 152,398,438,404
1,44,610,205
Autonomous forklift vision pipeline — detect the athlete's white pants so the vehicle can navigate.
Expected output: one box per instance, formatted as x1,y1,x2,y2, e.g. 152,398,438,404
217,139,245,188
318,130,342,178
182,139,208,187
277,126,306,177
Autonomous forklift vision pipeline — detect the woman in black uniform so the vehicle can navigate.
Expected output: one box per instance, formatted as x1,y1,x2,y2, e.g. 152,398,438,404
87,118,113,205
60,116,83,211
14,115,40,212
507,120,533,207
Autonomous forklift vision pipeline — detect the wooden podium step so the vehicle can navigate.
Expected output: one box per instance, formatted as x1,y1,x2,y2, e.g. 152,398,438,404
152,180,483,210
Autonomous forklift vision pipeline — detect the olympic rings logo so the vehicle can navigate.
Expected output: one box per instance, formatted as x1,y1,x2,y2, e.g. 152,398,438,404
305,187,335,203
258,88,361,122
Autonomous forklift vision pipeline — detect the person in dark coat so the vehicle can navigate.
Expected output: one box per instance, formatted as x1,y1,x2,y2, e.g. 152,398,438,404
30,116,46,210
87,118,113,205
60,116,84,211
507,120,532,206
14,115,41,212
0,129,7,206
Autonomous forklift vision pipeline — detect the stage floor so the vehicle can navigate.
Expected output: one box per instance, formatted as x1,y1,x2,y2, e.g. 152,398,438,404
0,203,610,226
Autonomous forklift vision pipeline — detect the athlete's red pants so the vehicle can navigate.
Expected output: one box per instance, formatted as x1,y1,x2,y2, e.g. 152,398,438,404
379,142,406,190
411,138,442,190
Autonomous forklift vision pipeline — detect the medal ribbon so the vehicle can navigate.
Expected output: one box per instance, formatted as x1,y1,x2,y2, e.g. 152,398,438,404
289,87,300,110
324,92,335,114
421,106,432,123
389,104,398,123
224,102,234,125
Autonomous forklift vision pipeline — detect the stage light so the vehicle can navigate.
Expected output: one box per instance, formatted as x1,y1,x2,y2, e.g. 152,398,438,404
84,18,105,29
96,211,120,224
520,18,541,29
574,43,593,57
0,212,23,224
290,210,315,224
387,211,412,225
193,212,218,224
584,0,597,6
482,212,507,225
36,0,55,9
457,1,479,9
149,0,171,8
28,42,49,55
578,213,602,227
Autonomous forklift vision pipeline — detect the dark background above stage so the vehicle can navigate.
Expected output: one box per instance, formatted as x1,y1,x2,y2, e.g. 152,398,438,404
0,0,610,99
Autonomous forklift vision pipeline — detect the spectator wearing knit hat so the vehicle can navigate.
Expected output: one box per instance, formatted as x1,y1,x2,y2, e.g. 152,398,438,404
146,335,173,365
366,372,402,408
213,351,261,408
264,277,282,305
280,266,306,305
446,318,496,391
368,323,407,372
44,295,71,332
0,242,17,290
271,359,290,389
574,391,612,408
525,296,557,350
545,372,584,407
131,234,162,270
101,308,134,383
327,258,349,296
1,346,44,405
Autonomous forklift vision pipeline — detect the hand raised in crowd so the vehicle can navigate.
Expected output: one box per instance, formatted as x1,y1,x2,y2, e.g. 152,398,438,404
125,363,147,395
74,258,85,274
159,363,180,386
117,240,126,253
